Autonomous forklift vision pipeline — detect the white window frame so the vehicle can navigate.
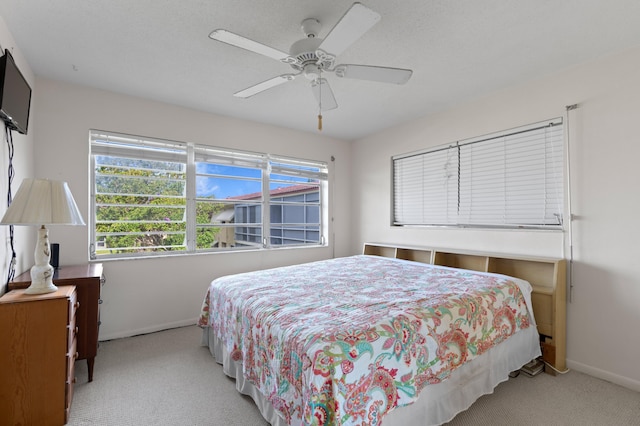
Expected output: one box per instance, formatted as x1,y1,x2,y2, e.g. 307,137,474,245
392,118,564,229
90,130,328,259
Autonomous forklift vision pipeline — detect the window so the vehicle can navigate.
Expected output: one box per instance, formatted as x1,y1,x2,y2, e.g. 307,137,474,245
393,118,564,229
90,130,328,259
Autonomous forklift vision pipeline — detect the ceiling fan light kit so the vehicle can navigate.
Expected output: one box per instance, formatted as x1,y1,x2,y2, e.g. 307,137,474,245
210,2,413,130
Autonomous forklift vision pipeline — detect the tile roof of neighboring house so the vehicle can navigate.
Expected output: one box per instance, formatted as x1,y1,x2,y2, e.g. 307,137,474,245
227,183,317,200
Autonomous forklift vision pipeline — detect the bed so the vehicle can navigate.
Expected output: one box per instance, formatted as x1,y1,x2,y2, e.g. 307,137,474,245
199,244,566,425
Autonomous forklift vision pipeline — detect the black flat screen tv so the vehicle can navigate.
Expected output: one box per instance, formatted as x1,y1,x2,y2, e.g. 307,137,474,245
0,49,32,135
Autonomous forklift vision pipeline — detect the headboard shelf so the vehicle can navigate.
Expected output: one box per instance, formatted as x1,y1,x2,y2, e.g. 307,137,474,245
396,247,432,263
363,242,567,374
363,244,397,258
434,251,489,272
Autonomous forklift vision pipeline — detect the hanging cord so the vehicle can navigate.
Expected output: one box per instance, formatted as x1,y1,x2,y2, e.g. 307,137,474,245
330,155,335,258
5,126,16,284
317,73,323,131
565,104,577,302
543,359,571,375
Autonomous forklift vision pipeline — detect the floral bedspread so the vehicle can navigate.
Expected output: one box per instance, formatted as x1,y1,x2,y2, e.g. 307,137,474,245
198,255,533,426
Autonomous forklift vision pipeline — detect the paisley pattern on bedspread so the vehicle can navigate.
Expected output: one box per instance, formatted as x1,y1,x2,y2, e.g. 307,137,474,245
198,255,533,426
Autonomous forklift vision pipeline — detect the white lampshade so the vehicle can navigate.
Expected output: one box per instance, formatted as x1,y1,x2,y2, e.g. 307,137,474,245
1,178,85,294
1,178,85,226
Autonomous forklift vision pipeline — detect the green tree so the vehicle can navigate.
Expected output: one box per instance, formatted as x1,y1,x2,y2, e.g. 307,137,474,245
95,157,225,254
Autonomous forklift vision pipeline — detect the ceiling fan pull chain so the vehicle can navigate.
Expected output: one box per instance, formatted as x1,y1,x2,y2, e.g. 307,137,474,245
317,71,323,131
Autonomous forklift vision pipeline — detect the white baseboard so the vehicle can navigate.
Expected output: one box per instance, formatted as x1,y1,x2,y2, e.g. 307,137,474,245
567,359,640,392
98,318,199,341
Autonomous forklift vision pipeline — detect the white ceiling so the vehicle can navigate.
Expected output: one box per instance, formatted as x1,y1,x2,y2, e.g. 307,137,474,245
1,0,639,141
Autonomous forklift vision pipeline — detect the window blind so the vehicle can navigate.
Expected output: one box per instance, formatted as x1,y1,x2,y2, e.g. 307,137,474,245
269,155,329,181
194,145,267,170
393,118,564,229
91,131,187,163
393,145,459,225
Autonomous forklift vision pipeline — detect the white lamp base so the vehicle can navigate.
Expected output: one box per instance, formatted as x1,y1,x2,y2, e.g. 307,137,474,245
24,225,57,294
24,280,58,294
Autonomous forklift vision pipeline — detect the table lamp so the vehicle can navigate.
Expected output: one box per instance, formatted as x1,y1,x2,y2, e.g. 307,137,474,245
1,178,85,294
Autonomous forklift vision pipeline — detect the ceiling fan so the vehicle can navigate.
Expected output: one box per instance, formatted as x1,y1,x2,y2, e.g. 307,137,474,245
209,2,412,127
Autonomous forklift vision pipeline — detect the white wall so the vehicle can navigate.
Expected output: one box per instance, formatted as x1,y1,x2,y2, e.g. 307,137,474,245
32,78,352,340
351,46,640,391
0,15,35,295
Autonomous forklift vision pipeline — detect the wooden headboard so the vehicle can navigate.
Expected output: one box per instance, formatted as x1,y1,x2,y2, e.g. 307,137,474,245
363,243,567,374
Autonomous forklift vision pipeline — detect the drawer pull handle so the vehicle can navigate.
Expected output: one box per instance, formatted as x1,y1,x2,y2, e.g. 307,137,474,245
75,326,79,334
74,301,80,309
75,352,79,360
98,299,103,304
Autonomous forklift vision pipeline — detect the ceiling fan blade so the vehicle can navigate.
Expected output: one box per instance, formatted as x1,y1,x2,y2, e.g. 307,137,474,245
318,3,381,57
334,64,413,84
311,78,338,111
209,29,290,62
234,74,297,98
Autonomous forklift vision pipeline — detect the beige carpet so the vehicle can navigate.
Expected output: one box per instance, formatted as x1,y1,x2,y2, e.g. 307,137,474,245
68,326,640,425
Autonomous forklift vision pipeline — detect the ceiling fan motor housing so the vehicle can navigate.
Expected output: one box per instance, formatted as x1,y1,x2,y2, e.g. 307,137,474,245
290,37,320,65
288,18,335,76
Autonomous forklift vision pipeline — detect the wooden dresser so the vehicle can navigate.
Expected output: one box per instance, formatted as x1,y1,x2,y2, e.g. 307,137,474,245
0,285,79,425
10,263,104,382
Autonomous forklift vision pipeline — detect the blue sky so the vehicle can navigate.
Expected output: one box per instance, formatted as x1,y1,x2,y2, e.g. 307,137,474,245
195,163,311,199
196,164,260,199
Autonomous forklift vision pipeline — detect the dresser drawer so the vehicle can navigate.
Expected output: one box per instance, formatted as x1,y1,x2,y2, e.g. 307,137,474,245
67,334,78,379
67,290,79,351
68,323,79,352
65,341,77,421
68,287,79,323
65,288,78,424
